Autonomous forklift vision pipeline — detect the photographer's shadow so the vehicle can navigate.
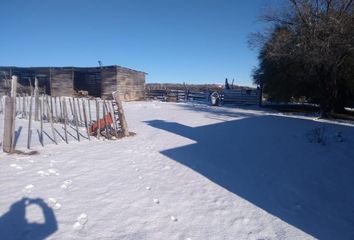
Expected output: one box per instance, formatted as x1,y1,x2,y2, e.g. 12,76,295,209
0,198,58,240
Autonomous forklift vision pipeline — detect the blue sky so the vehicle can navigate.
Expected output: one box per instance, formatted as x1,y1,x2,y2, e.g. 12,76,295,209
0,0,273,86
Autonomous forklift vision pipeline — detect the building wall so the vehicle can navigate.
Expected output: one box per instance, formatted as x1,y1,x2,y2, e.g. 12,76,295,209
116,67,145,101
101,68,118,99
0,66,146,101
50,68,74,97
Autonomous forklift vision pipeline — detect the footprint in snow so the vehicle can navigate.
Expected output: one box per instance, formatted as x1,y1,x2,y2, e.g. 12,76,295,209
10,164,23,170
37,170,49,176
48,169,60,176
48,198,62,210
61,180,73,190
23,184,34,194
73,213,88,230
16,156,31,161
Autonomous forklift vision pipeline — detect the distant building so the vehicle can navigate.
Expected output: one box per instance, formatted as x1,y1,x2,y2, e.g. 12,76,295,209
0,65,146,101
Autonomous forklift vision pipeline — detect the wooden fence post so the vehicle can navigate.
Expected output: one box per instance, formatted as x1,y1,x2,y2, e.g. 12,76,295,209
1,76,18,153
3,96,15,153
72,97,80,141
34,77,39,121
62,98,68,144
112,91,129,137
82,99,91,141
27,96,33,149
46,98,57,144
109,101,119,139
95,99,101,139
39,97,44,146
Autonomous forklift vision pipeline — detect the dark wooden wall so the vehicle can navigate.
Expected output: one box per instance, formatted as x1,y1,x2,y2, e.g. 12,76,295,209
50,68,74,97
0,66,146,100
116,67,145,101
101,68,118,99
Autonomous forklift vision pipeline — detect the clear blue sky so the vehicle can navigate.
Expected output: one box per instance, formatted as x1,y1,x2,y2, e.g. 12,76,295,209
0,0,273,86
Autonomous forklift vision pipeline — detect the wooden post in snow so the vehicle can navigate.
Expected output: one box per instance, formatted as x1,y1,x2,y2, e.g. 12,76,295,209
88,99,92,124
3,97,15,153
108,101,119,139
82,99,91,141
68,98,74,119
62,98,68,144
102,100,109,139
27,96,33,149
46,97,57,145
95,99,101,139
3,76,17,153
11,76,17,150
59,96,63,123
76,98,83,124
22,93,26,118
72,97,80,141
54,96,59,123
34,77,39,121
39,97,44,146
0,97,3,115
112,91,129,137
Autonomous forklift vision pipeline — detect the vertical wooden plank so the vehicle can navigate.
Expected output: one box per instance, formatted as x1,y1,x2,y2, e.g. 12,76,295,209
45,95,49,120
27,96,33,149
34,77,39,121
45,97,57,145
39,96,44,146
0,97,3,115
88,99,92,124
68,97,74,121
62,98,68,144
76,98,83,124
54,96,58,123
72,97,80,141
102,100,109,139
26,94,30,116
82,100,91,141
59,96,63,123
22,93,26,118
2,97,15,153
109,101,119,139
10,76,17,151
112,91,129,137
95,99,100,139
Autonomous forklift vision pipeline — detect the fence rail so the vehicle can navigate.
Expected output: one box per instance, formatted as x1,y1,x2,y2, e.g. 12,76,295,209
145,88,261,105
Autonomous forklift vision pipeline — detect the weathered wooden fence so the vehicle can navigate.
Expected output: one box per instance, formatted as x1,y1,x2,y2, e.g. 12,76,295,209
1,89,129,153
221,89,260,105
145,88,260,105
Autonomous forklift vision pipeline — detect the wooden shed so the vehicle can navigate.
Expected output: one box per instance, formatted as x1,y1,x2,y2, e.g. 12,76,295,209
0,65,146,101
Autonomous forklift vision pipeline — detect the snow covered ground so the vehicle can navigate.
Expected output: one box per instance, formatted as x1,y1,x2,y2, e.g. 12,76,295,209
0,101,354,240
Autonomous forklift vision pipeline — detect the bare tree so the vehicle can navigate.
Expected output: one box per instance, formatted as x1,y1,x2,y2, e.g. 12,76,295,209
255,0,354,115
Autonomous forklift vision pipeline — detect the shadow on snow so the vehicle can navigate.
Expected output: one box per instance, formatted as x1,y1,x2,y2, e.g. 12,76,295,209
0,198,58,240
145,114,354,240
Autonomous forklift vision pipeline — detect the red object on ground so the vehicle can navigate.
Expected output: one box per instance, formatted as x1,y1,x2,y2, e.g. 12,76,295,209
90,113,113,134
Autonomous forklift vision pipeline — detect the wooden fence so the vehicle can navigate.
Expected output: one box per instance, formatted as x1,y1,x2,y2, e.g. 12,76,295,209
145,88,260,105
1,92,129,153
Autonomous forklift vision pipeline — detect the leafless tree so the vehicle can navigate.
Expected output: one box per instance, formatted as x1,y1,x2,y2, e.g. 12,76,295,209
255,0,354,115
